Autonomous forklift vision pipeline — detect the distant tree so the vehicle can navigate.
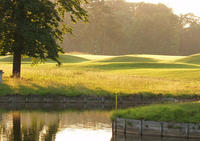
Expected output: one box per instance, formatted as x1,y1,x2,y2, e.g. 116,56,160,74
63,0,129,55
130,3,181,55
63,1,182,55
0,0,87,78
179,14,200,55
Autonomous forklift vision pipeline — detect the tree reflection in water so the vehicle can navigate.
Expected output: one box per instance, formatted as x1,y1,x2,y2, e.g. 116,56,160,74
13,112,21,141
0,110,112,141
12,112,60,141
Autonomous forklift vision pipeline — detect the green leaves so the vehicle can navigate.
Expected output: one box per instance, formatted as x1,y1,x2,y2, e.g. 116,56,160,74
0,0,87,64
56,0,88,23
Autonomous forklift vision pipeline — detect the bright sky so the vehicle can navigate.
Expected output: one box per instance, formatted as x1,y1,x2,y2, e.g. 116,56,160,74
126,0,200,16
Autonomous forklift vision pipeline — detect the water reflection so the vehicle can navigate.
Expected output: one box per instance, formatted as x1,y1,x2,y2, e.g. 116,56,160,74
0,110,198,141
0,111,112,141
13,112,21,141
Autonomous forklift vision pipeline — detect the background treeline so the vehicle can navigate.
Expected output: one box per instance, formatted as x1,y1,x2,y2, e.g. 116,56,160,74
63,0,200,56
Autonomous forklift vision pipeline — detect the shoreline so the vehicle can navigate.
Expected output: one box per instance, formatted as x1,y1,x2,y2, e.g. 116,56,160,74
0,94,198,104
0,94,199,111
112,118,200,138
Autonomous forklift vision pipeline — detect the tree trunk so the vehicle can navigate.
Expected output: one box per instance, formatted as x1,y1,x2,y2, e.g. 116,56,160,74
12,0,23,78
12,51,21,78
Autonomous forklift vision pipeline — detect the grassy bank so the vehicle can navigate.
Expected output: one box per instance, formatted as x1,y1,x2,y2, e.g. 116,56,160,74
111,102,200,123
1,53,200,97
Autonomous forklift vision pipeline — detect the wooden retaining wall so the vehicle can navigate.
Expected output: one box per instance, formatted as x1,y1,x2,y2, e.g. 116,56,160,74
0,95,198,110
0,95,197,104
112,134,200,141
113,118,200,138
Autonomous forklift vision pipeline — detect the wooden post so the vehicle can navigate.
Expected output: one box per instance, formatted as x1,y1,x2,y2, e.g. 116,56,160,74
115,93,118,110
187,123,190,138
161,122,163,137
124,119,127,134
112,120,115,135
141,120,143,136
115,119,117,134
0,70,3,83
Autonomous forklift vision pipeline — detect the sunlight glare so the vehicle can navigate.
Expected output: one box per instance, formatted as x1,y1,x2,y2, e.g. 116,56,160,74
126,0,200,16
55,128,112,141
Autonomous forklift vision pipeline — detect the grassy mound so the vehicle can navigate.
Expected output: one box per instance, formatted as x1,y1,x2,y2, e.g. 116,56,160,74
98,55,158,63
72,54,114,61
134,54,184,61
58,54,89,63
111,102,200,123
86,62,200,70
176,54,200,65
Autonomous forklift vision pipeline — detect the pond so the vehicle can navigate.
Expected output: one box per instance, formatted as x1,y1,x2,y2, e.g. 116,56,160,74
0,108,198,141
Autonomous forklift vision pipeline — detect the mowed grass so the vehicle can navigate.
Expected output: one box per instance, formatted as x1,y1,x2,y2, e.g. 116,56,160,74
111,102,200,123
176,54,200,65
1,53,200,97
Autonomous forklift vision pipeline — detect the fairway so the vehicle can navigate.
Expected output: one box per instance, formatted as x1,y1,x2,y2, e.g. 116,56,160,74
0,53,200,97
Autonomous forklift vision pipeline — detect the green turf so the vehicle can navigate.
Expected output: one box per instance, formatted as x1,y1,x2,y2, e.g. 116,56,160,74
111,102,200,123
175,54,200,65
1,53,200,97
0,56,32,63
0,54,89,64
97,55,158,63
83,62,200,70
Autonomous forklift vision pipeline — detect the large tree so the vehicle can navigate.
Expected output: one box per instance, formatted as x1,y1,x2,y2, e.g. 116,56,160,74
0,0,87,78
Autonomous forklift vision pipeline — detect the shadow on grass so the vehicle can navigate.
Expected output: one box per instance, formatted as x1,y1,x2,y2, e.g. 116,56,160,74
0,83,15,95
98,56,158,63
19,84,115,96
0,54,89,64
85,62,200,70
1,81,200,99
0,82,114,96
59,55,89,63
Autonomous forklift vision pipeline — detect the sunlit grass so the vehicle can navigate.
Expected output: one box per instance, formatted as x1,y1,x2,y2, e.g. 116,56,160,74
0,54,200,97
71,54,114,61
135,54,184,61
111,102,200,123
97,54,184,63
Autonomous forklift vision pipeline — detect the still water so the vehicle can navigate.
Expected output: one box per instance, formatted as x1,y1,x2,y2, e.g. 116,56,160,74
0,110,198,141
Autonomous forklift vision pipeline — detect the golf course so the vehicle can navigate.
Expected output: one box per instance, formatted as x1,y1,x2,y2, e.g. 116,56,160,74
1,53,200,98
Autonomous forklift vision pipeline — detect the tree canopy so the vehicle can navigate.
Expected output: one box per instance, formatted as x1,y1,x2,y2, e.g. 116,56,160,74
0,0,87,77
63,0,200,56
